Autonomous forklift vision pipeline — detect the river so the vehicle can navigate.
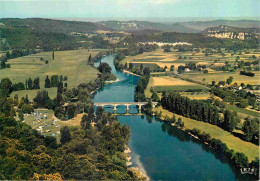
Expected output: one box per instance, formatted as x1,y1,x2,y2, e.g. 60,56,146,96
93,55,248,180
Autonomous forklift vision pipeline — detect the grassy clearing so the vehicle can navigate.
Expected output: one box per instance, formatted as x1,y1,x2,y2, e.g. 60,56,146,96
11,88,57,101
2,49,100,100
226,104,259,118
21,109,83,142
154,106,259,162
180,92,211,100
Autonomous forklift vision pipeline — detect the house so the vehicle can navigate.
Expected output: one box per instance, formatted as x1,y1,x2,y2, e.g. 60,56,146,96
184,68,190,72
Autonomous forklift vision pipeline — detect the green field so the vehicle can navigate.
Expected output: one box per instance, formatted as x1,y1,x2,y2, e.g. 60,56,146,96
1,49,101,100
226,104,260,118
154,106,259,162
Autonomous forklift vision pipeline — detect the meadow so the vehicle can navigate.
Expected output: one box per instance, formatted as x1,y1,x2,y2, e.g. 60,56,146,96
1,49,101,100
21,109,83,142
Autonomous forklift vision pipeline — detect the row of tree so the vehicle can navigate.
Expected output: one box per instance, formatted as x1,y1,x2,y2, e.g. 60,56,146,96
44,75,67,88
240,70,255,77
134,67,151,102
161,91,241,132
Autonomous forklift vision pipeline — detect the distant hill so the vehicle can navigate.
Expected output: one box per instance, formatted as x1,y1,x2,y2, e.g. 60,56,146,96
97,20,197,33
0,18,107,34
98,20,260,33
174,20,260,32
201,25,260,40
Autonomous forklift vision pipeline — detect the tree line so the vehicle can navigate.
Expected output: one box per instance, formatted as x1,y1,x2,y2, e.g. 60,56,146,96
161,91,241,132
134,67,151,102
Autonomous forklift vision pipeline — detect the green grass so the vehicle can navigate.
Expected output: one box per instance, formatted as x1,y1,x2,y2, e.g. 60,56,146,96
154,106,259,162
11,88,57,101
154,85,208,92
226,104,259,118
22,109,61,140
1,49,101,100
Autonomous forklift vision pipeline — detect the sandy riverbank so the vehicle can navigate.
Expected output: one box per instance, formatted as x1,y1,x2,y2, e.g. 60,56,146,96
124,146,149,180
122,70,142,77
105,78,120,84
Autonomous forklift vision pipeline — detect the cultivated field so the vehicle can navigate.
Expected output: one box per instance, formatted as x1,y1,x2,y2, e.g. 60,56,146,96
149,76,208,92
1,49,101,100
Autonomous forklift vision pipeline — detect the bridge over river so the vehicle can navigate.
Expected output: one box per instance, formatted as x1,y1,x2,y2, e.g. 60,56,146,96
94,102,158,114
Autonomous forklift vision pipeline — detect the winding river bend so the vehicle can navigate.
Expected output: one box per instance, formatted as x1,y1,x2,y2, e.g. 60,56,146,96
93,55,243,180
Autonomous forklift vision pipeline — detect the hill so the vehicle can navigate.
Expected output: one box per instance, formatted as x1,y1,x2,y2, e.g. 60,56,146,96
174,20,260,32
98,20,260,33
0,18,107,34
201,25,260,40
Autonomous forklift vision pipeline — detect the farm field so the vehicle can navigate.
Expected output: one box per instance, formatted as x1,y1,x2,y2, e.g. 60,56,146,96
154,106,259,162
121,48,260,72
1,49,101,100
149,76,208,92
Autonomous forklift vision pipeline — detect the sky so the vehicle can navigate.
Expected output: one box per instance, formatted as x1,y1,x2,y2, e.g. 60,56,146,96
0,0,259,20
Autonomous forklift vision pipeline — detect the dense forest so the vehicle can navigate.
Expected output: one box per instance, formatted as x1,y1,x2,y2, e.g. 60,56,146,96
0,110,138,180
0,69,140,180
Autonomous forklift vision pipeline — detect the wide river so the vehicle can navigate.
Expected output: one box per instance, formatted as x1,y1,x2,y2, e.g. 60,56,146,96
93,55,246,180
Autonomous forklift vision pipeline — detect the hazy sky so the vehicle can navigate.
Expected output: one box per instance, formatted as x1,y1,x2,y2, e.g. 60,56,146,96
0,0,259,19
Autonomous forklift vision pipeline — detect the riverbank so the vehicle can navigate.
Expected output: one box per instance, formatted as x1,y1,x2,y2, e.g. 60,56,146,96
124,146,149,181
152,106,259,162
122,70,142,77
105,78,120,84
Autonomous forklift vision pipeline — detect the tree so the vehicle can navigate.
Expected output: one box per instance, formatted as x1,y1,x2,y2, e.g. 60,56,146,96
33,77,40,89
18,110,24,121
223,110,239,132
170,115,176,124
143,67,150,76
33,90,50,108
238,99,248,108
242,117,259,141
52,50,54,60
57,82,63,95
151,92,160,102
226,76,233,85
45,76,51,88
81,114,91,129
60,126,71,144
1,60,6,69
98,62,112,74
67,104,76,119
0,78,12,97
27,78,33,90
212,81,216,86
51,75,59,87
21,104,34,114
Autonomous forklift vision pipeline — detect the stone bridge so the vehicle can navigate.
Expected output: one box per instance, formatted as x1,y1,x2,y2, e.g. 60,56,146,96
93,102,158,114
